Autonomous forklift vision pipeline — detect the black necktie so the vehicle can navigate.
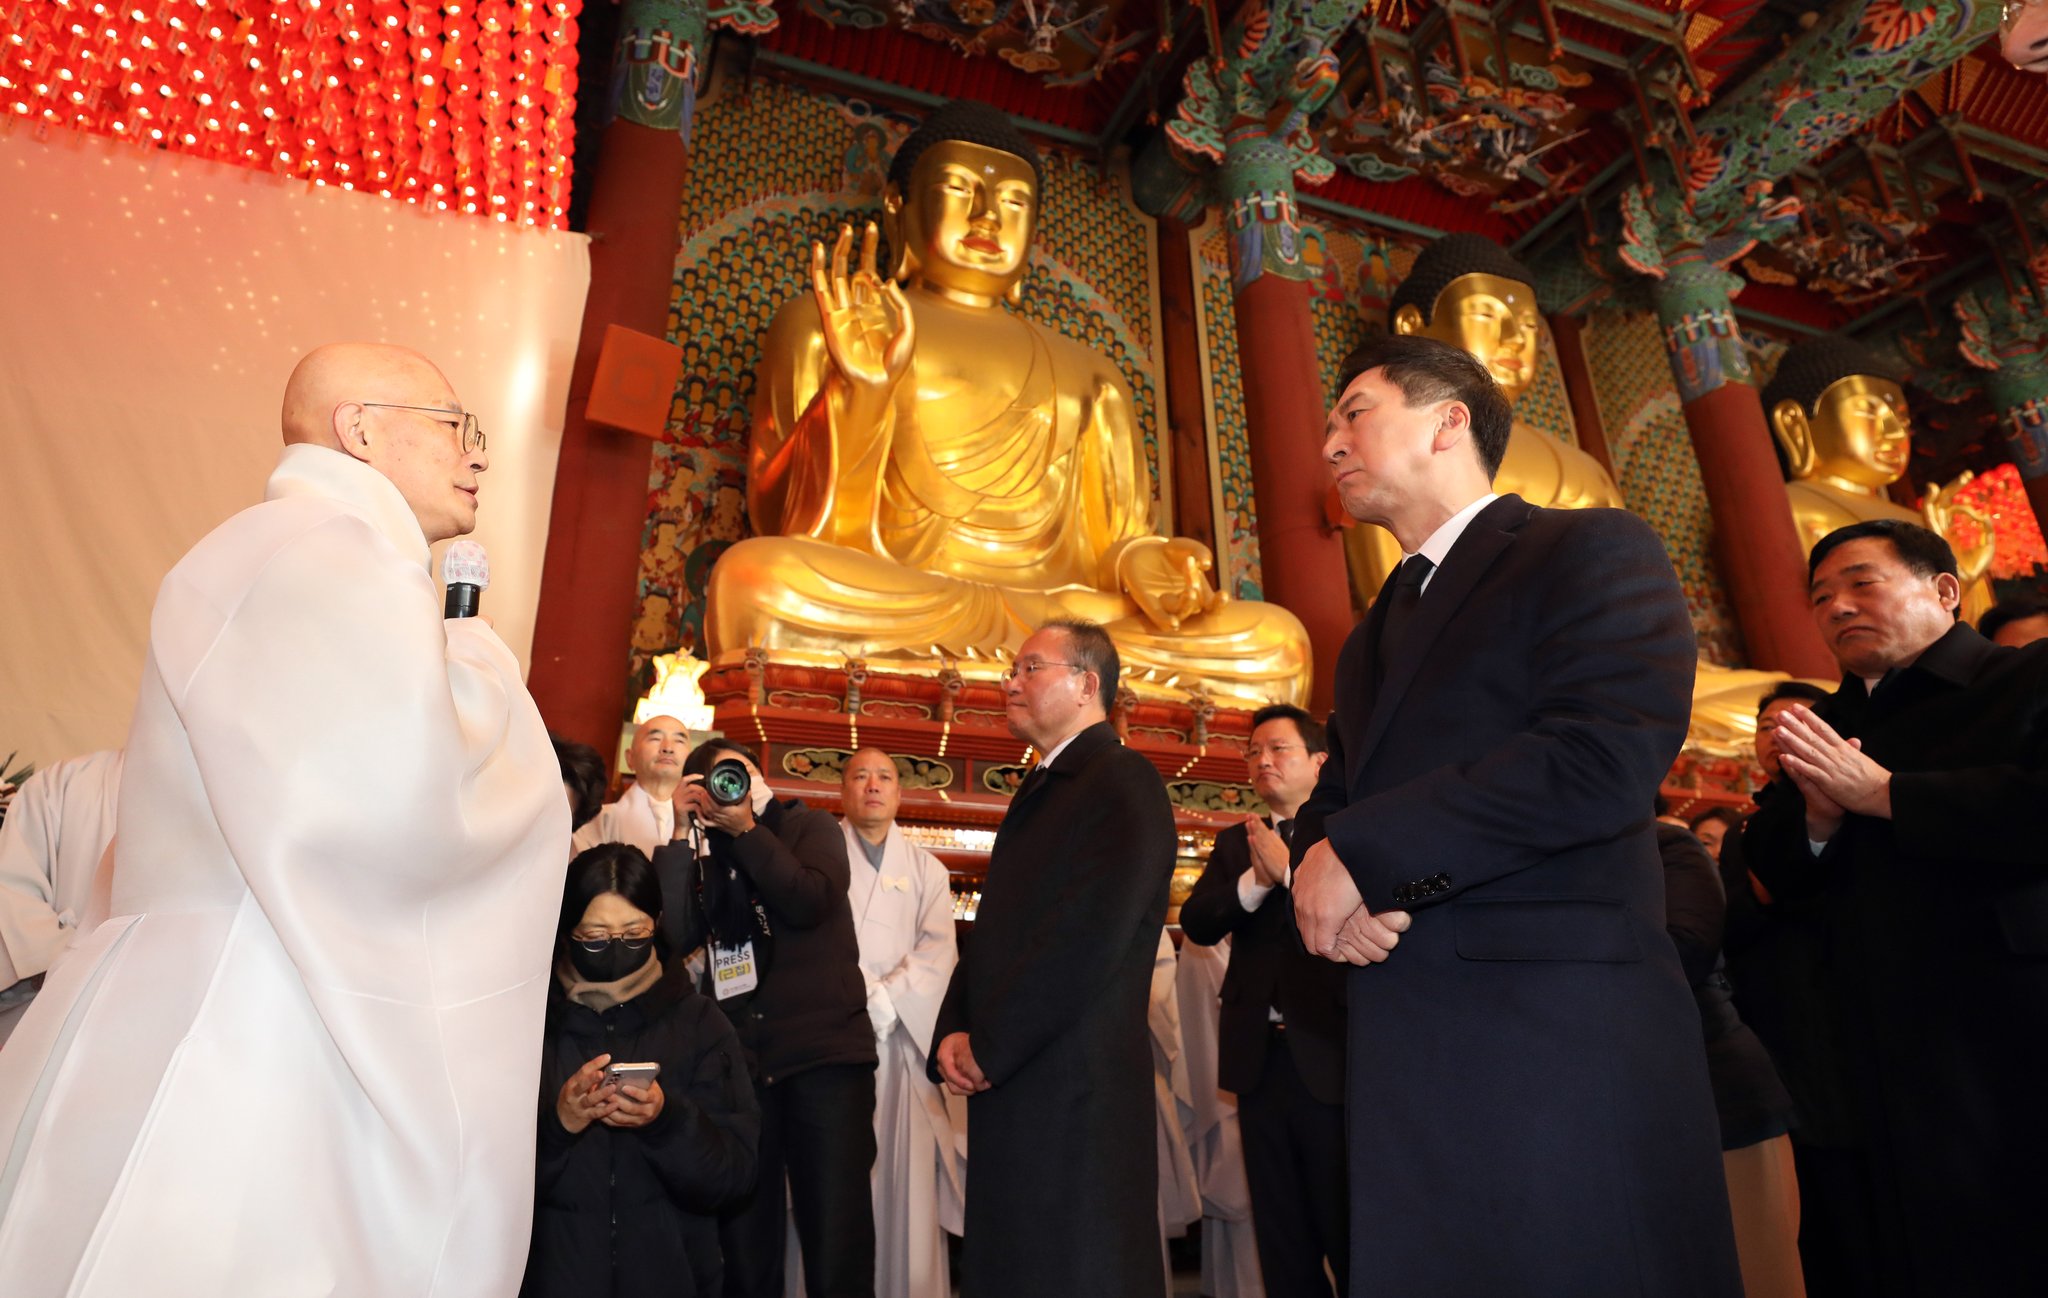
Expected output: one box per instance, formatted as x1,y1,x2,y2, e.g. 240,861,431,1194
1274,818,1292,843
1373,554,1435,688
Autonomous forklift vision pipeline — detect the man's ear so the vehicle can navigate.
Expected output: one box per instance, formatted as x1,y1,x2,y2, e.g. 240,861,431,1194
334,402,373,462
1432,401,1471,453
1934,571,1962,615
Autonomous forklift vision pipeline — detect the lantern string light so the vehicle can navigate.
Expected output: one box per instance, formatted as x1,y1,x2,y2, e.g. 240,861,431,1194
1,0,582,228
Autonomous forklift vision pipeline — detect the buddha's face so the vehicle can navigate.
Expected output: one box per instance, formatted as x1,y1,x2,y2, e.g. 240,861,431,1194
1395,272,1541,402
886,139,1038,300
1783,374,1912,488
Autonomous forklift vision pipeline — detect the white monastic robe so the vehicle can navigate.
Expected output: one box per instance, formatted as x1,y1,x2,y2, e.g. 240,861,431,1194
818,819,963,1298
0,749,123,1044
1176,935,1264,1298
1152,928,1203,1293
568,779,672,859
0,445,567,1298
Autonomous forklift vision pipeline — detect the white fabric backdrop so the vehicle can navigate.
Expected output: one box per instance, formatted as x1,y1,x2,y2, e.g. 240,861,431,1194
0,128,591,769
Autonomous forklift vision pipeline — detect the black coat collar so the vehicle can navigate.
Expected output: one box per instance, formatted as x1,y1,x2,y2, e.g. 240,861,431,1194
1904,621,1996,688
1014,719,1120,810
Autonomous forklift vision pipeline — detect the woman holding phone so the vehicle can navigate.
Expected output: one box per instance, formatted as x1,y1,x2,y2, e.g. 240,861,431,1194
523,843,761,1298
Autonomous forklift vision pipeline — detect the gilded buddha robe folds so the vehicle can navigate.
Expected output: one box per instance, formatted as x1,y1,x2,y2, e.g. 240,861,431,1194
704,285,1313,708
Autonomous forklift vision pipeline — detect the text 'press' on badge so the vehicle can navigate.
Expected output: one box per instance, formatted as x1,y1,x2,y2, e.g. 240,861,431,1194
711,939,759,1000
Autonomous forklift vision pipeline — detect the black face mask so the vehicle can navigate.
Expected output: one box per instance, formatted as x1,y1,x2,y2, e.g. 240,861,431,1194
567,936,654,984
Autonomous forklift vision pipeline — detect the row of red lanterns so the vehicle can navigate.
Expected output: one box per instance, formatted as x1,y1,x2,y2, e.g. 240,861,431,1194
2,0,584,228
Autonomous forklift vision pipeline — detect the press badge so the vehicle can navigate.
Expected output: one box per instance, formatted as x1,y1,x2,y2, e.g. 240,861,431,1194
711,940,759,1000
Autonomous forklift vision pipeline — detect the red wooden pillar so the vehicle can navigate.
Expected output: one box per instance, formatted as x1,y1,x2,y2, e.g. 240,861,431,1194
1547,313,1618,482
1652,261,1835,679
528,26,700,754
1217,145,1354,710
1156,218,1217,556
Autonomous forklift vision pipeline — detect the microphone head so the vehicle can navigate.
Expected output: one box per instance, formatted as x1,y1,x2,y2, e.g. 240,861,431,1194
443,539,490,590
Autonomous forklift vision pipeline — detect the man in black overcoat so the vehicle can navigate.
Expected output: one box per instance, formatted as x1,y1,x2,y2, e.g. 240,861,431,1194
1179,703,1349,1296
1744,518,2048,1297
929,619,1177,1298
1291,334,1741,1297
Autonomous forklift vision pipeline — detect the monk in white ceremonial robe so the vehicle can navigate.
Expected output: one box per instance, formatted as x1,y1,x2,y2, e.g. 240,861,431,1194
799,748,962,1298
569,713,689,857
0,344,567,1298
1175,936,1264,1298
1151,929,1203,1292
0,749,123,1044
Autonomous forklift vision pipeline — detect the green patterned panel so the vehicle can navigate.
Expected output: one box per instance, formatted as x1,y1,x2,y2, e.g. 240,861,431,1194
1584,309,1746,666
1519,327,1579,447
1196,225,1262,598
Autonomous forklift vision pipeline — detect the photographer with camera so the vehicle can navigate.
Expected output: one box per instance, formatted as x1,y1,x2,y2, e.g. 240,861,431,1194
652,740,877,1298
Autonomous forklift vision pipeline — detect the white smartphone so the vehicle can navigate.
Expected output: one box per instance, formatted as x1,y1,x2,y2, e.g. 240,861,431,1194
604,1061,661,1090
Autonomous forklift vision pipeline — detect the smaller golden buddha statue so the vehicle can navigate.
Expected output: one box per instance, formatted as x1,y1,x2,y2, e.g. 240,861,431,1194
1762,337,1993,621
1346,234,1624,602
704,101,1311,706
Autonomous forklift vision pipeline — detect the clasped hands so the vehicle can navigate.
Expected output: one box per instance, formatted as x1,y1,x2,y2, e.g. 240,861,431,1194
1293,839,1410,966
1771,704,1892,840
556,1054,666,1135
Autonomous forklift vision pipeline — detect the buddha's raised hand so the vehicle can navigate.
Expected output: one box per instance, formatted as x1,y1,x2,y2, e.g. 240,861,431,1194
811,221,915,397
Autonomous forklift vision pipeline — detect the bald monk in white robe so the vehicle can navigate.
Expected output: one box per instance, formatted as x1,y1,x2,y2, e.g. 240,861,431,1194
569,713,689,858
789,747,962,1298
0,344,567,1298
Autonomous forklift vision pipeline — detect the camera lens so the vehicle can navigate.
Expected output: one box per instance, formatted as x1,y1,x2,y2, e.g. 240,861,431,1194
705,757,753,807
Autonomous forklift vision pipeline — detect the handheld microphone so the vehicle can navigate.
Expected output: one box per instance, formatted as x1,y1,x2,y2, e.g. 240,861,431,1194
443,540,490,618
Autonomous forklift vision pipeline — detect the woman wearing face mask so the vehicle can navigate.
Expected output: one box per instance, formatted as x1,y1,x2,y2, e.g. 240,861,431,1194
522,843,760,1298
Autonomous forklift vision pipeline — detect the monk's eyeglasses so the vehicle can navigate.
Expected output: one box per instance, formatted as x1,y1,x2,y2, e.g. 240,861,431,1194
361,402,486,455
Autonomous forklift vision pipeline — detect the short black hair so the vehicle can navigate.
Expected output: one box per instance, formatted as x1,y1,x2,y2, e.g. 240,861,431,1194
1980,595,2048,642
552,735,608,831
1757,680,1829,717
558,842,664,947
1250,703,1327,755
1688,806,1744,835
1388,233,1536,327
1043,618,1120,706
1759,335,1895,419
1332,334,1514,478
1808,518,1957,582
889,100,1045,197
684,737,762,779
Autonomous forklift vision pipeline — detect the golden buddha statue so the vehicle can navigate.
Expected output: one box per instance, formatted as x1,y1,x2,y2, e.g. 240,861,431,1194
1762,337,1994,622
1344,234,1625,602
704,101,1311,706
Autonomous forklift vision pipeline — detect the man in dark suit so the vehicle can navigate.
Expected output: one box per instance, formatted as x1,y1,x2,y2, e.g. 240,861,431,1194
1744,518,2048,1297
1180,703,1349,1297
929,619,1177,1297
1291,334,1741,1296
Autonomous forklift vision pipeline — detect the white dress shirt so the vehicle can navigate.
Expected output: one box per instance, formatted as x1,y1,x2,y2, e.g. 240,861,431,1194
1408,492,1501,593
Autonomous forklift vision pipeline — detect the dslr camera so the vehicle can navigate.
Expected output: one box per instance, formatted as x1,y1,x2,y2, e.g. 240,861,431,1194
703,756,753,807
